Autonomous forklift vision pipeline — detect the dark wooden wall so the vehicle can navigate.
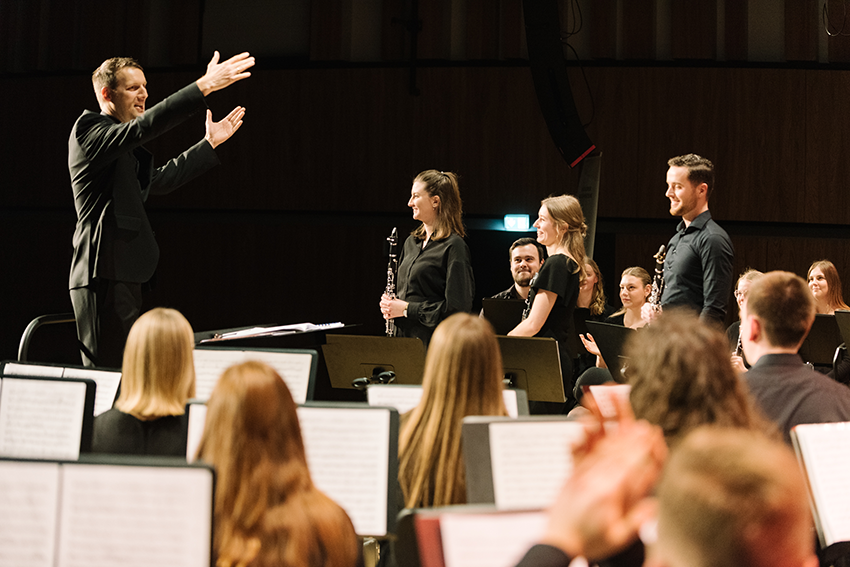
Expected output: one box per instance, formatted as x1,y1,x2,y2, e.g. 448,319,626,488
4,0,850,361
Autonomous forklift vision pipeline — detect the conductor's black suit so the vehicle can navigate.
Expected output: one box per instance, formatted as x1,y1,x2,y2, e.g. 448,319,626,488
69,83,219,367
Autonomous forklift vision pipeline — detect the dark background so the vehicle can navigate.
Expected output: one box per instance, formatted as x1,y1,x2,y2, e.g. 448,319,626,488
3,0,850,363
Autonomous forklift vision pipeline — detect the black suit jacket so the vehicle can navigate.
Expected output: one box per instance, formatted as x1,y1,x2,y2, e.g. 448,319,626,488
69,83,219,289
746,353,850,444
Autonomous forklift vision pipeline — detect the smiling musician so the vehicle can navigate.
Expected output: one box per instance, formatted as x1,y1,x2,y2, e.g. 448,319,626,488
642,154,734,327
379,170,475,347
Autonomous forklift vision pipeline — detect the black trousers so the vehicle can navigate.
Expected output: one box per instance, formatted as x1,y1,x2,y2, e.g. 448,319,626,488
70,279,142,368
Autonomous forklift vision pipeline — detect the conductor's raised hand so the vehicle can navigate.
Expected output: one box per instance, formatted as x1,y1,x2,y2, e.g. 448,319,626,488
196,51,255,96
205,107,246,148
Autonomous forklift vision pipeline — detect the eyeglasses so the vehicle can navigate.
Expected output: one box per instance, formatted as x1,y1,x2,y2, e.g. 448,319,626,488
734,290,747,299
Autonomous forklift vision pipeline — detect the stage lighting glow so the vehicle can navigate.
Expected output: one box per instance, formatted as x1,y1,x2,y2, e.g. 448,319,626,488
503,214,530,232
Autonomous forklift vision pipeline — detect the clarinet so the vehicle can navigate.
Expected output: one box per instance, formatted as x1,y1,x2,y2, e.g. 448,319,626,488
648,244,666,310
385,227,399,336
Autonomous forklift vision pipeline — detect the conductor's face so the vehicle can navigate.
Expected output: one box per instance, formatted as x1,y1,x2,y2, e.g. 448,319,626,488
105,67,148,123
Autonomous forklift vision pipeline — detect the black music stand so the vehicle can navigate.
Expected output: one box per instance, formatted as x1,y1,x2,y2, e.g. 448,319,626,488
833,310,850,345
798,314,843,372
321,335,426,389
584,321,636,383
496,336,565,403
481,298,526,335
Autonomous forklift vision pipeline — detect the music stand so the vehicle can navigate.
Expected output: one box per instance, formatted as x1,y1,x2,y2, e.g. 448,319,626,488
496,336,564,403
798,314,843,371
321,335,426,389
481,298,526,335
584,321,636,383
833,310,850,345
0,375,96,459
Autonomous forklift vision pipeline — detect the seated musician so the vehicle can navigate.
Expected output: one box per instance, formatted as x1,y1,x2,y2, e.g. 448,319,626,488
578,267,651,370
627,309,774,447
727,268,763,372
808,259,850,315
398,313,508,508
490,237,546,301
741,270,850,444
197,361,361,567
91,308,195,456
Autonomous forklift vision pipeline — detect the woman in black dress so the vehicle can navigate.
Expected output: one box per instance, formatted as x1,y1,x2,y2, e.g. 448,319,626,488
380,170,475,347
508,194,587,411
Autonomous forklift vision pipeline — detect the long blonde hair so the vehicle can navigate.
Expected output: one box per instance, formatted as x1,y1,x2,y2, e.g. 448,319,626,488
115,307,196,419
541,194,587,277
197,361,359,567
398,314,508,508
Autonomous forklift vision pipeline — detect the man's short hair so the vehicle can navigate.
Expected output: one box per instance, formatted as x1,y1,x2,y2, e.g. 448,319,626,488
668,153,715,200
92,57,143,92
508,237,546,263
746,271,815,348
654,427,814,567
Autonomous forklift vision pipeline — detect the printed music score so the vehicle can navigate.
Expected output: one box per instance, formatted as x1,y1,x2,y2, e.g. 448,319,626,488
0,378,88,460
488,420,585,510
297,406,392,537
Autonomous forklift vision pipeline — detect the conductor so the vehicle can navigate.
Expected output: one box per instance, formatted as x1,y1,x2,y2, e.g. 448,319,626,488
69,51,254,367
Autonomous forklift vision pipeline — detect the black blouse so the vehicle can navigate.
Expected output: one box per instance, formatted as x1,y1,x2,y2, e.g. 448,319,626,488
91,408,188,457
394,233,475,346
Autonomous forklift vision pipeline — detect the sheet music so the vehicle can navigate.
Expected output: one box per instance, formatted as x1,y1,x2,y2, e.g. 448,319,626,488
194,349,313,403
501,390,520,418
56,464,213,567
62,368,121,416
2,364,121,417
440,511,547,567
367,385,424,415
0,378,87,460
367,386,521,418
297,407,390,536
588,384,631,419
792,422,850,546
489,421,585,510
185,404,208,462
2,363,64,378
0,461,60,567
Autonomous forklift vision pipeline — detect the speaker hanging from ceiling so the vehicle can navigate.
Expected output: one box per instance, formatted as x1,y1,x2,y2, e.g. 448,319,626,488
523,0,596,168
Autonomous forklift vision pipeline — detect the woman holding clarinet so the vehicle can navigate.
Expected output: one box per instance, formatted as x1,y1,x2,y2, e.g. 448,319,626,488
380,170,475,347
